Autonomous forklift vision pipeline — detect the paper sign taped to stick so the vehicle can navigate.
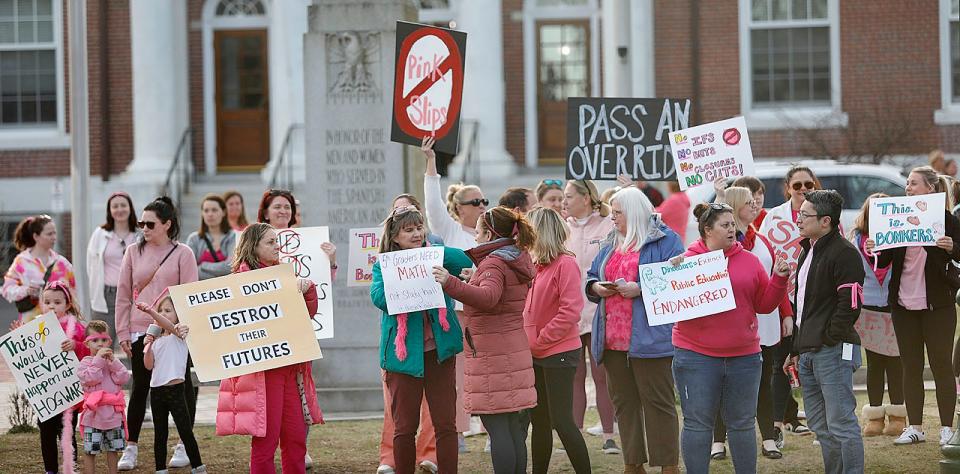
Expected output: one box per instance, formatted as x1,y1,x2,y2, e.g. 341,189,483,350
0,312,83,421
168,264,322,382
277,227,334,339
639,250,736,326
391,21,467,155
669,116,755,190
379,246,445,315
348,227,381,287
565,97,692,181
869,193,946,251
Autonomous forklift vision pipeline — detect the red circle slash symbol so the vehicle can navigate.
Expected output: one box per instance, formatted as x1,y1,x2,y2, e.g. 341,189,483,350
723,128,741,146
393,27,464,140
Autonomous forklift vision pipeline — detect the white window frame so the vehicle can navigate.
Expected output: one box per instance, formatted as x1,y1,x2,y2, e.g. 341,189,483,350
0,0,68,149
737,0,847,130
936,0,960,124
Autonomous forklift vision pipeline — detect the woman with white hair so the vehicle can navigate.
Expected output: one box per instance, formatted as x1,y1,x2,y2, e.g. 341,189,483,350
584,187,684,474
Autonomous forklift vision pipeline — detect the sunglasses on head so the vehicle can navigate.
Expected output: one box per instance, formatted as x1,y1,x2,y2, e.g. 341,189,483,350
543,179,563,187
701,202,733,221
460,198,489,207
791,181,816,191
137,221,157,230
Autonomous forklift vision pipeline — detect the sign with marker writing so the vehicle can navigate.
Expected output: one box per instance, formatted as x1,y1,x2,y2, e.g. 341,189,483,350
0,312,83,421
168,264,322,382
638,250,735,326
669,116,755,190
378,246,445,315
348,227,381,287
869,193,945,251
759,213,803,302
277,226,334,339
565,97,692,181
391,21,467,155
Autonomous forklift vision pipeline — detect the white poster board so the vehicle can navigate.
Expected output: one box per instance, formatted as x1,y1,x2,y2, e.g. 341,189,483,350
378,246,446,315
276,227,334,339
670,116,755,190
0,312,83,421
639,250,736,326
348,227,381,287
759,214,804,302
869,193,946,251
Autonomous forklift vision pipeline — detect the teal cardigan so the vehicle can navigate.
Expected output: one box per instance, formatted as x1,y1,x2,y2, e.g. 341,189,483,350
370,246,473,377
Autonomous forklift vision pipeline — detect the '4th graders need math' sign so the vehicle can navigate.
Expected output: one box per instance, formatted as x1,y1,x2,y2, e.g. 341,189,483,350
168,264,322,382
868,193,946,251
0,312,83,421
669,116,755,191
639,250,736,326
379,246,445,315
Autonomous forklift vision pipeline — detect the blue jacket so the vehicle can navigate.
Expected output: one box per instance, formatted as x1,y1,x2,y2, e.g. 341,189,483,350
587,216,684,362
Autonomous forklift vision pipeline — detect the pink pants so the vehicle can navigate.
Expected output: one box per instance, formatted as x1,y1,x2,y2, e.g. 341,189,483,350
250,365,308,474
573,333,616,433
380,370,437,467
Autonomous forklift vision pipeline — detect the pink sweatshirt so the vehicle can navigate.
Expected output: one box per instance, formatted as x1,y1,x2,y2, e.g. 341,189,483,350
565,212,614,335
656,191,691,243
115,242,198,344
77,355,130,429
672,240,788,357
523,254,585,359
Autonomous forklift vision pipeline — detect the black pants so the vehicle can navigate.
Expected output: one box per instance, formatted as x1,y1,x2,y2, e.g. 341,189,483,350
127,335,151,442
892,304,957,426
715,344,776,442
151,383,203,470
771,337,801,424
865,349,904,406
480,411,528,474
185,354,197,426
40,410,79,473
531,363,591,474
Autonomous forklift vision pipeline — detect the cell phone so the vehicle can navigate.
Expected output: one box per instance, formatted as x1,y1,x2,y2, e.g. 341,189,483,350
614,278,627,285
599,281,619,290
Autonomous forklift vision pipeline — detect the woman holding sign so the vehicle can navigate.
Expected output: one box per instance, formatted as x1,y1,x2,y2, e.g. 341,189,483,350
672,203,789,474
371,206,473,474
866,166,960,446
584,187,684,474
216,223,323,473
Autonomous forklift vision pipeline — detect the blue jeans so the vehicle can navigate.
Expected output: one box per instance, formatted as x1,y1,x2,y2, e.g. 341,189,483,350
798,343,864,474
673,348,761,474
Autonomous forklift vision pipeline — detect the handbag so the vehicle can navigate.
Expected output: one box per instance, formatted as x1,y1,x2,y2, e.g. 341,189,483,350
202,236,221,263
14,262,55,313
132,244,179,302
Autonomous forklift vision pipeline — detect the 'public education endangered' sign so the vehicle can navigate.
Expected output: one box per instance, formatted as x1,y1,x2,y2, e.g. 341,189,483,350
868,193,946,251
639,250,735,326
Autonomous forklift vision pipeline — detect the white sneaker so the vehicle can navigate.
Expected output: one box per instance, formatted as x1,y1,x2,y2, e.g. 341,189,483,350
586,422,605,437
941,427,955,446
117,445,138,471
483,437,491,453
894,426,926,445
305,453,314,469
169,443,189,468
418,460,438,473
376,465,396,474
797,410,806,420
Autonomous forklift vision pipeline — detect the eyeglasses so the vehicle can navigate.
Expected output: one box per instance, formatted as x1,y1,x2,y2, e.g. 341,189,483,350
460,198,489,207
796,211,824,221
791,181,816,191
137,221,157,230
542,179,564,187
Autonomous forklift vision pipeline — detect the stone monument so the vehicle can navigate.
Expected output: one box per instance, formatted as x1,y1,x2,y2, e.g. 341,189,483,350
301,0,416,413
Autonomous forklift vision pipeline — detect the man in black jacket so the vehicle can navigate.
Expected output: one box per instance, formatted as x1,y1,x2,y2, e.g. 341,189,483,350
784,190,865,473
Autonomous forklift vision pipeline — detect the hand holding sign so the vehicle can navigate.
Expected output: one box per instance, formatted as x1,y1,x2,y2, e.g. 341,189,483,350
774,255,790,277
937,235,955,252
432,265,450,286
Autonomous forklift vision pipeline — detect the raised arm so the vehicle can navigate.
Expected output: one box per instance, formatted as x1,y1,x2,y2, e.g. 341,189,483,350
135,301,178,334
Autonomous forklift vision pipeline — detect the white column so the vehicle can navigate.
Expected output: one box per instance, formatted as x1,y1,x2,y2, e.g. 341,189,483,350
630,0,655,97
450,0,515,184
125,0,188,176
602,0,631,96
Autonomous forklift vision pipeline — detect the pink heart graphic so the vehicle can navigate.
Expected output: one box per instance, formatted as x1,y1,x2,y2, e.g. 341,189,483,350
907,216,921,226
916,201,928,212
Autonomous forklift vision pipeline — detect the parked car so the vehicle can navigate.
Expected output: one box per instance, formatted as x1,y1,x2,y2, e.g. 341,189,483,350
681,160,907,245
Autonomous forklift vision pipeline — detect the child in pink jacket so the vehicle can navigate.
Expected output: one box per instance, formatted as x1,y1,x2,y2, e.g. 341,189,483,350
77,320,130,474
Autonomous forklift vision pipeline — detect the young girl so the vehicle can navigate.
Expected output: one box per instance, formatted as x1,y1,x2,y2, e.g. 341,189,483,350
135,297,206,473
77,320,130,474
371,206,472,474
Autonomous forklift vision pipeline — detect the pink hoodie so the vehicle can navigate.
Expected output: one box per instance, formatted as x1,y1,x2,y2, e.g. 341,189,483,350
672,240,788,357
565,212,614,335
77,355,130,430
523,254,585,359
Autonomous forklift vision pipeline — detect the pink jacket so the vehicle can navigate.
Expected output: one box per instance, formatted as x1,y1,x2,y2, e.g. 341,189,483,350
656,191,691,243
672,240,788,357
77,355,130,430
524,254,584,358
215,261,323,437
2,249,76,321
565,212,614,335
115,242,198,344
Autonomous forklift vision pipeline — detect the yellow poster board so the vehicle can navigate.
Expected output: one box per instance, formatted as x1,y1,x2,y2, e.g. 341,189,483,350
168,264,322,382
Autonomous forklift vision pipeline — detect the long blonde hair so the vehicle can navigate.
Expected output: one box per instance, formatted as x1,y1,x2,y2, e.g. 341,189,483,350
910,166,953,210
718,186,753,232
446,183,482,221
232,222,274,272
566,179,610,217
526,207,572,265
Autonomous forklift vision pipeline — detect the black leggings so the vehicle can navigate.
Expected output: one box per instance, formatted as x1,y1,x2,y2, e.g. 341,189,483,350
715,344,776,442
39,410,79,472
892,304,957,426
865,349,904,406
771,337,801,424
480,412,527,474
151,383,203,470
127,335,150,442
531,364,591,474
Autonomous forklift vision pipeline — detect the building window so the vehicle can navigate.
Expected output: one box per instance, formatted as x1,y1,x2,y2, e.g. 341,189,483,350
215,0,265,17
951,0,959,102
538,23,589,101
0,0,57,127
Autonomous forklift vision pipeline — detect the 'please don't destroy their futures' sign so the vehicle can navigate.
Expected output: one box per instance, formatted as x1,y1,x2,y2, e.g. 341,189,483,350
565,97,692,181
168,264,322,382
379,246,446,315
0,312,83,421
639,250,736,326
868,193,946,251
